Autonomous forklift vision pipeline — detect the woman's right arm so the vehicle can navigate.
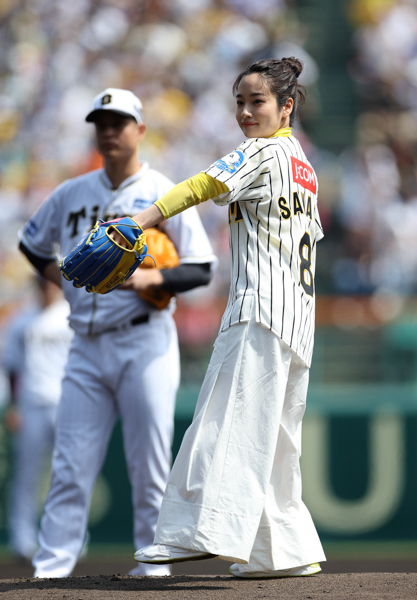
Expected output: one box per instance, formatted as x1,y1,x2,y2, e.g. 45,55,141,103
116,174,229,246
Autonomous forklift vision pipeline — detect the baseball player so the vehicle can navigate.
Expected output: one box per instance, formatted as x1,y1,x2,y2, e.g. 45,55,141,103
121,58,326,577
2,278,73,562
18,88,217,577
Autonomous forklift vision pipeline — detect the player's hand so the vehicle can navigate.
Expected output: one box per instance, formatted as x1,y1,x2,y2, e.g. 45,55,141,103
4,406,22,432
118,267,164,292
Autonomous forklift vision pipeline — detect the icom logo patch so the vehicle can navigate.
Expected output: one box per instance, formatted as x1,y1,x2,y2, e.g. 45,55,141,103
291,156,317,195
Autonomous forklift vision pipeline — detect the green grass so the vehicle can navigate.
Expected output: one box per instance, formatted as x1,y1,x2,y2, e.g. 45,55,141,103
322,541,417,560
0,541,416,564
0,544,134,563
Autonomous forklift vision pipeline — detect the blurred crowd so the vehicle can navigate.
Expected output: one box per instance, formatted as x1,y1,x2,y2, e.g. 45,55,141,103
330,0,417,296
1,0,417,326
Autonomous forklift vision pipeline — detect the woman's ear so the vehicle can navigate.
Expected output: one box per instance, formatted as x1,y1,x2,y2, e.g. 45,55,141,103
283,98,294,118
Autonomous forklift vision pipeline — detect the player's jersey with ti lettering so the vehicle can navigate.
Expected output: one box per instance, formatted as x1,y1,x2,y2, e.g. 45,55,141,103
205,135,323,367
19,164,217,335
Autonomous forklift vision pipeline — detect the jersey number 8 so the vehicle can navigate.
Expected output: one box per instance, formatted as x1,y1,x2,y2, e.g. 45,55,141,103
299,232,314,297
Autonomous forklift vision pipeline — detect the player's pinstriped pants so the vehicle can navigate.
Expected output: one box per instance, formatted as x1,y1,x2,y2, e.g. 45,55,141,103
155,301,326,571
33,311,179,578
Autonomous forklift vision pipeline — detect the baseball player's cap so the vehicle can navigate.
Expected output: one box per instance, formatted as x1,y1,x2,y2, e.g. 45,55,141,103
85,88,144,123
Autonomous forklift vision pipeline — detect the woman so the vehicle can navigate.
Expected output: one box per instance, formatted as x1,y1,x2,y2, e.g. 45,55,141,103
124,57,325,578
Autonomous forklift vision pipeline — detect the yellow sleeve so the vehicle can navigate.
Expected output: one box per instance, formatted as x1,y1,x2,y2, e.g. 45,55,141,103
155,173,229,219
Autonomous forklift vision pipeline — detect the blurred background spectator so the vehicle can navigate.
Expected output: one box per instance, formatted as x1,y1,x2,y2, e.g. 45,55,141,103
1,277,72,561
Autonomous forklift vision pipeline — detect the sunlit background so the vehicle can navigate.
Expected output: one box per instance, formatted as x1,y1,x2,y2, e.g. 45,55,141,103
1,0,417,565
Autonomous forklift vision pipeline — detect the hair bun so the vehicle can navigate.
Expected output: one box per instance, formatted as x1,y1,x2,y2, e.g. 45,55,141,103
282,57,303,79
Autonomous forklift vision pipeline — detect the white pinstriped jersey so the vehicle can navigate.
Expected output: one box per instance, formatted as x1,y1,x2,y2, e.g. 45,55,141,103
205,134,323,367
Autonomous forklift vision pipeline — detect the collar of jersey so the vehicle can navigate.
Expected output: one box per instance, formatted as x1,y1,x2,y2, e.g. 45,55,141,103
100,161,150,191
269,127,292,138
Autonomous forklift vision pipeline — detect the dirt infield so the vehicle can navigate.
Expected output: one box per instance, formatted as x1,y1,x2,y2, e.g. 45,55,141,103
0,558,416,599
0,572,416,600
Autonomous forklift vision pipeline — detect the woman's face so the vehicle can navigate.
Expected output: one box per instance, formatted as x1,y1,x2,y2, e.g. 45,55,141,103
235,73,293,138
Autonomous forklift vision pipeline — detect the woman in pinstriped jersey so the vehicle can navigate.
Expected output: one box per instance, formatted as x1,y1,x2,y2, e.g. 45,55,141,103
119,57,326,578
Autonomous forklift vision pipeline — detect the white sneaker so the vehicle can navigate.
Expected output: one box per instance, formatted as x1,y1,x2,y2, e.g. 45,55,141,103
134,544,216,565
128,563,171,576
229,562,322,579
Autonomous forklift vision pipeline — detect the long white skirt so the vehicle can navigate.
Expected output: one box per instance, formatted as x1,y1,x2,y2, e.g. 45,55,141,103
155,309,326,571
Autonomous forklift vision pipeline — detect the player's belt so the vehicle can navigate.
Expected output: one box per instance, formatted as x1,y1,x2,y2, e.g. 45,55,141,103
130,314,150,327
100,314,149,334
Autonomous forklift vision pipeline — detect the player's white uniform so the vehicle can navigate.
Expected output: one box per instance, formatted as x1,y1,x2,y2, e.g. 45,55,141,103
153,134,326,572
19,164,216,577
2,300,73,560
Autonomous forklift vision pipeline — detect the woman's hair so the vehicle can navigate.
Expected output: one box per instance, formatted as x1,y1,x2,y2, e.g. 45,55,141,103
232,57,306,126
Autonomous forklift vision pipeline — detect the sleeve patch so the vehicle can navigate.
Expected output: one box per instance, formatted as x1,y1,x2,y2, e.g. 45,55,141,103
214,150,245,174
23,219,38,237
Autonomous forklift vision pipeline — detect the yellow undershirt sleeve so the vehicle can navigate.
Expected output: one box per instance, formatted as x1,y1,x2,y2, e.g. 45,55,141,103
155,173,229,219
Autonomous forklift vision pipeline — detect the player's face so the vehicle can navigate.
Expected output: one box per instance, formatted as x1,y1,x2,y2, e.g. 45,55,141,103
94,112,146,162
235,73,293,138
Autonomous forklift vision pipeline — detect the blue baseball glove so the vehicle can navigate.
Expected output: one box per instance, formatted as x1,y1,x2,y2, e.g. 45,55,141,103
59,217,148,294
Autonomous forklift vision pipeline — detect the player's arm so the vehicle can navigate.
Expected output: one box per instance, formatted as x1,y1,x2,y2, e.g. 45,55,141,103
43,261,63,287
134,173,228,227
19,188,66,286
113,174,228,248
120,261,211,293
160,263,211,292
19,241,62,288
